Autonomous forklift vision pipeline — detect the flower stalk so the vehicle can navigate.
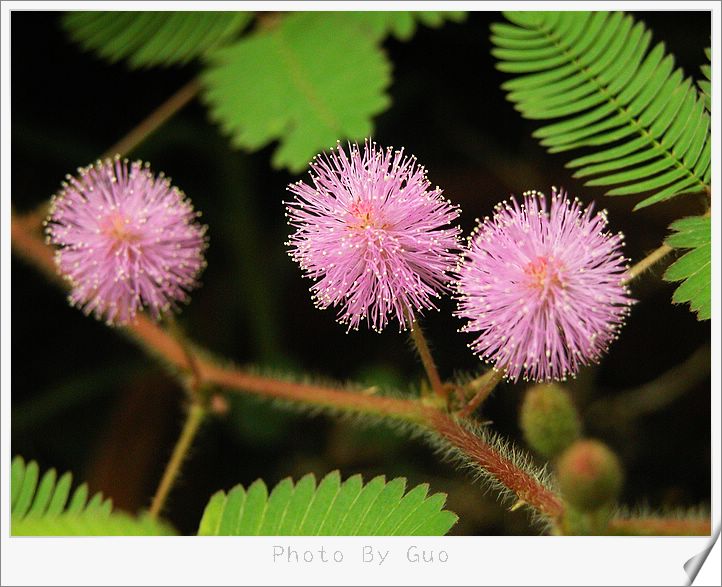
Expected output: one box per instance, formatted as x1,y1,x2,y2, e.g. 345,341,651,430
149,402,206,519
458,368,505,418
623,243,673,283
409,319,446,400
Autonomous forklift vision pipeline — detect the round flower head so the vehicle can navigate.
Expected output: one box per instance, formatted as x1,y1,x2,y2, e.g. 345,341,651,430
456,189,633,382
45,157,208,326
285,140,461,332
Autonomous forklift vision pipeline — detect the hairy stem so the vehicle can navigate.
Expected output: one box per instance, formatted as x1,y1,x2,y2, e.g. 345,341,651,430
428,411,564,521
11,212,62,279
166,316,203,395
623,244,673,283
409,319,446,399
149,402,206,518
458,369,505,418
12,212,564,522
623,206,711,284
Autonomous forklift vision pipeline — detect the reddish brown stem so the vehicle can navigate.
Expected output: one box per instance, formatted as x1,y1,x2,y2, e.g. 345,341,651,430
607,517,710,536
458,369,505,418
11,214,62,279
428,411,564,520
165,316,203,395
126,310,428,422
12,212,564,523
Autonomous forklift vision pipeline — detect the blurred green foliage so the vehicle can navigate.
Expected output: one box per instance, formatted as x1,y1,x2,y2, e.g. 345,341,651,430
62,11,253,68
63,11,467,171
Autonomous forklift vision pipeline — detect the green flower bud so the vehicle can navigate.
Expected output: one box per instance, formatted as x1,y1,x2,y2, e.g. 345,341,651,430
557,440,623,511
520,383,581,458
561,503,615,535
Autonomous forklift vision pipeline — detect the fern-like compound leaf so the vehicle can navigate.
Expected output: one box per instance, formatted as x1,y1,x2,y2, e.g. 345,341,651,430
11,456,175,535
201,12,393,172
11,456,112,522
197,471,458,535
62,12,252,68
491,11,711,210
663,215,711,321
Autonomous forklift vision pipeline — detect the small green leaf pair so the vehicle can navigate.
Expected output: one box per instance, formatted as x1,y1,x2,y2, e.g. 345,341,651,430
63,12,253,68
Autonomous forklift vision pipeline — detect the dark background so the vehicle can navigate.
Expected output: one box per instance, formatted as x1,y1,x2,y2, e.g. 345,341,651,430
11,10,711,535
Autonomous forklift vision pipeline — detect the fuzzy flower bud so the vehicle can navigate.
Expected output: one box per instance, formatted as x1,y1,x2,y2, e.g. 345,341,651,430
557,439,623,511
520,383,581,458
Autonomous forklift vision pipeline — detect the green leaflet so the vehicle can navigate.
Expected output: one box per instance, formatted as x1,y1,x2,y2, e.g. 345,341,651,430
201,11,464,171
12,513,176,536
62,12,252,68
197,471,458,536
663,215,711,321
10,456,176,536
346,11,467,41
62,10,464,69
491,11,711,209
11,456,112,522
699,47,711,111
201,12,393,172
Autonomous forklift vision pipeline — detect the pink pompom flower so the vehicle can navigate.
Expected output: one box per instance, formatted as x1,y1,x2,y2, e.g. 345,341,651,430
285,141,461,332
45,157,208,326
456,188,633,382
